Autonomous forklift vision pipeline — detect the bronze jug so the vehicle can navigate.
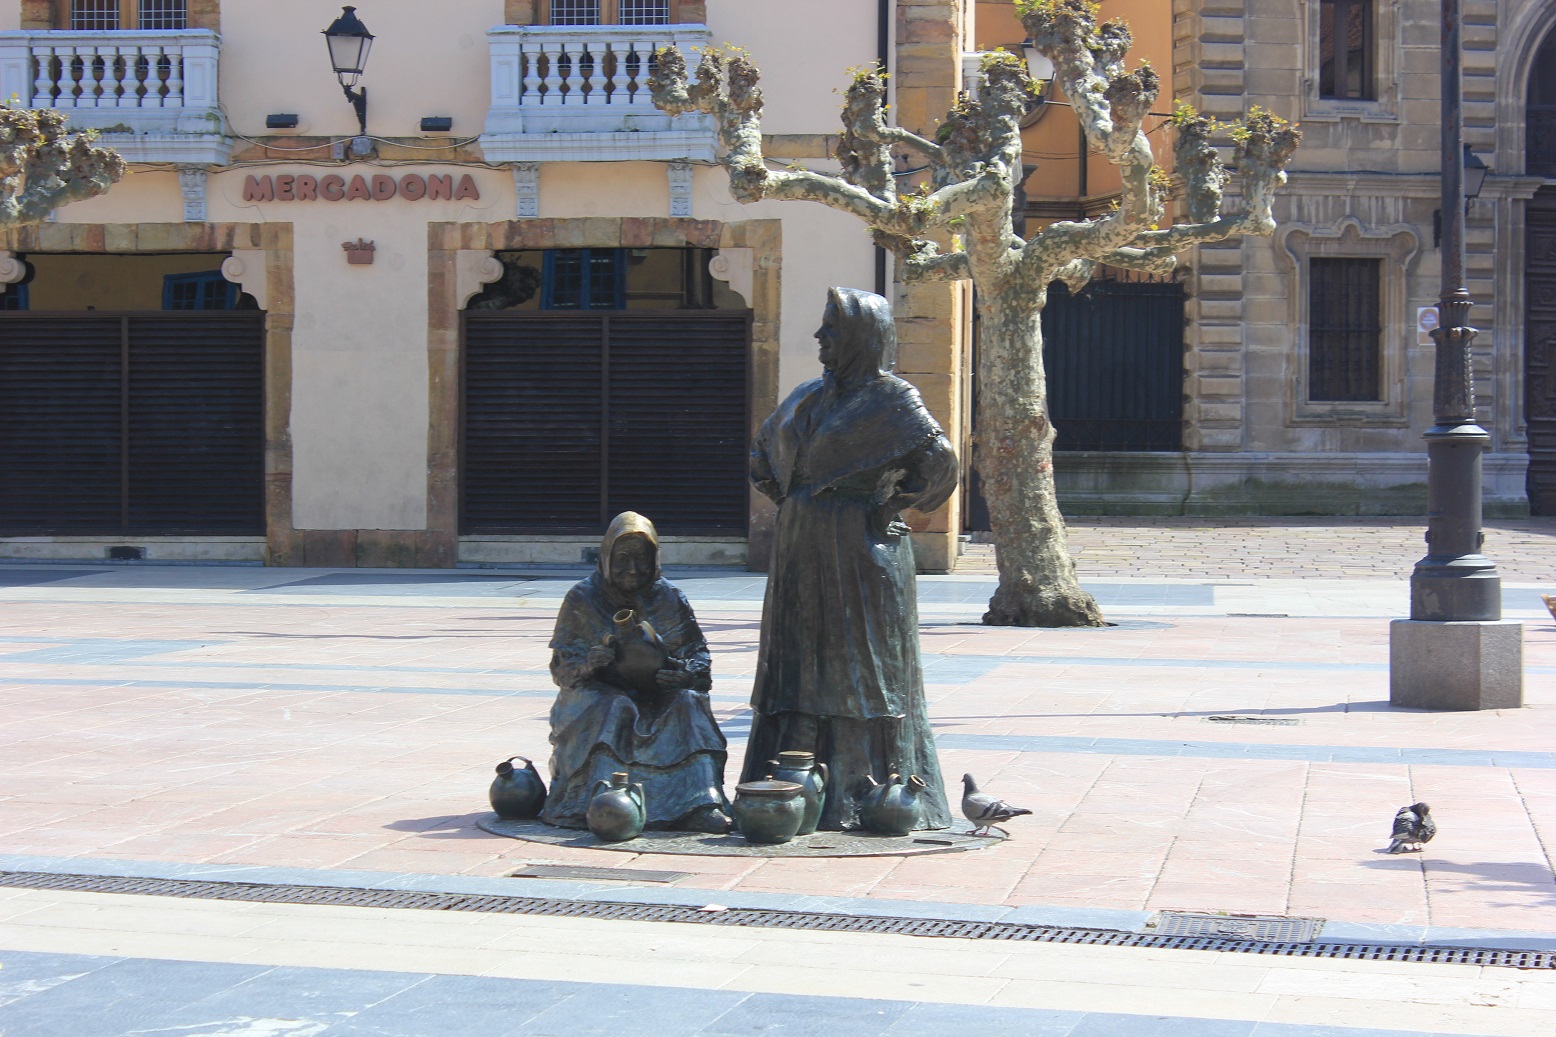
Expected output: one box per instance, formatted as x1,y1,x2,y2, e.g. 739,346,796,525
732,779,805,845
768,750,828,835
587,771,646,842
489,755,547,820
859,773,926,836
608,609,668,696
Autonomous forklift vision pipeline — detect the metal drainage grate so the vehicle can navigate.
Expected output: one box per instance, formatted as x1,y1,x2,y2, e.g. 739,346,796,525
4,871,1552,971
1151,912,1321,943
1205,715,1302,727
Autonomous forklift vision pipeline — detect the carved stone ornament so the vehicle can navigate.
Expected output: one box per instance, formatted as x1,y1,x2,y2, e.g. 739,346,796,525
668,161,694,217
455,251,507,308
512,162,540,218
220,251,267,310
0,250,26,285
177,166,208,222
707,247,752,306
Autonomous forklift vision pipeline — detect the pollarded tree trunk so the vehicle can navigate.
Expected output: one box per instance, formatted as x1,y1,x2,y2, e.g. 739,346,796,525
974,289,1102,626
651,0,1298,626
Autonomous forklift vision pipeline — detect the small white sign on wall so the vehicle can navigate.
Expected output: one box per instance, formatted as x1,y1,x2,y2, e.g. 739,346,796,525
1417,306,1440,346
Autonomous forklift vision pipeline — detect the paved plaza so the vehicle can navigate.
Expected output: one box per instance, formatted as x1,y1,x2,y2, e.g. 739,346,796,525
1,518,1554,1035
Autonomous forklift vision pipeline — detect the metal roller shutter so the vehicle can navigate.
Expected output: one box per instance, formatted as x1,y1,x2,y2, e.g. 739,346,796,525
462,310,750,536
0,313,265,535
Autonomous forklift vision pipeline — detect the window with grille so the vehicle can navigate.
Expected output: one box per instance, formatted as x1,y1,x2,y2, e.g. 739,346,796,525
549,0,601,25
70,0,120,29
1309,258,1382,402
68,1,187,30
619,0,669,25
1319,0,1374,100
542,250,626,310
163,271,239,311
0,286,27,311
138,0,187,30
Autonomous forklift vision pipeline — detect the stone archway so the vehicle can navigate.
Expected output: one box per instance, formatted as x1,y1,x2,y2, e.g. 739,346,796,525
424,217,781,565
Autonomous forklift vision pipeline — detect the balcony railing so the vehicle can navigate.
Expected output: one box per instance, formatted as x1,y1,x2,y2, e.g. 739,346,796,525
481,23,715,163
0,29,226,163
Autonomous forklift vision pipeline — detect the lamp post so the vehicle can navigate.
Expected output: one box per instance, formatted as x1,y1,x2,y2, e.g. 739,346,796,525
1388,0,1523,710
323,5,374,137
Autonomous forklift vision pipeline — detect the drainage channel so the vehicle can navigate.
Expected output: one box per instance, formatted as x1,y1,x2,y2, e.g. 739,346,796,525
4,870,1551,971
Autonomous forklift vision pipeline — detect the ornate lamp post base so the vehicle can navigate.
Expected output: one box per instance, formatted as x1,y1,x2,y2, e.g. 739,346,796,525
1386,0,1522,710
1389,620,1524,710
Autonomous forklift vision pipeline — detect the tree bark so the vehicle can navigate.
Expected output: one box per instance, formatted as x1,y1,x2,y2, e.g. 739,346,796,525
973,289,1102,627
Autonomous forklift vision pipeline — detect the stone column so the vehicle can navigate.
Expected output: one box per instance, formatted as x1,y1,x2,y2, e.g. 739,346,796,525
894,0,967,573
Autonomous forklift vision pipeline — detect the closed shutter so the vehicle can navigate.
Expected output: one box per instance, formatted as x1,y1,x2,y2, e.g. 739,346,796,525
1042,280,1185,451
606,314,749,532
0,313,264,535
462,311,750,536
127,315,265,533
463,313,604,532
0,316,122,532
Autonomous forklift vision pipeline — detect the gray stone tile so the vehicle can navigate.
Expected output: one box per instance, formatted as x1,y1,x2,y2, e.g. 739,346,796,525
167,963,431,1024
1,990,191,1037
698,992,911,1037
1070,1016,1254,1037
518,983,749,1036
884,1000,1082,1036
0,950,123,1009
323,976,583,1036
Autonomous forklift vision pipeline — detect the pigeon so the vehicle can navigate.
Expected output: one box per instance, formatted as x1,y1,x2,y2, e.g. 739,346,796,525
961,773,1032,837
1386,802,1436,853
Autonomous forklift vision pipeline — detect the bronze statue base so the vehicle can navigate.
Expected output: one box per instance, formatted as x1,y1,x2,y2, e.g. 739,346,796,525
478,816,1004,858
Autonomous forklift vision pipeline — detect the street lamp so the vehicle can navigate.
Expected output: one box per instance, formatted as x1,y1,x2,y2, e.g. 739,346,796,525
1432,145,1492,247
1388,0,1522,710
1018,39,1055,126
323,5,374,137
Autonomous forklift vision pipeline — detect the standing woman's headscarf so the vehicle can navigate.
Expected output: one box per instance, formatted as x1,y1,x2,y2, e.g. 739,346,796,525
826,287,897,386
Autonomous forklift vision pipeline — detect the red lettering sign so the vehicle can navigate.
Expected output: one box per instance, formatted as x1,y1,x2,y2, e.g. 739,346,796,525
240,172,482,202
242,175,273,202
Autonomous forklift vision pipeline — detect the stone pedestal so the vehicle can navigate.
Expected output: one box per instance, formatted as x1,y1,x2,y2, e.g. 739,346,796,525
1388,620,1524,710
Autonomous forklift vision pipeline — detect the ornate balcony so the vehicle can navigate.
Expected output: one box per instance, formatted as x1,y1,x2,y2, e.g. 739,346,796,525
480,23,716,163
0,29,228,165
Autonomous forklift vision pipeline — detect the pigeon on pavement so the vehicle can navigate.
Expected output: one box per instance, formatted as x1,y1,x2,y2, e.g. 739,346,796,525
1386,802,1436,853
961,773,1032,837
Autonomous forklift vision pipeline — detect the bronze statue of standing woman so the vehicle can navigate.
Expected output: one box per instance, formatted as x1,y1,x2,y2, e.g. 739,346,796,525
742,287,958,830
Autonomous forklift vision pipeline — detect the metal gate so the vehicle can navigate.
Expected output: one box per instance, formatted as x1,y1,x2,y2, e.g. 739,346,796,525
0,312,266,535
1526,187,1556,515
461,310,751,536
965,278,1185,530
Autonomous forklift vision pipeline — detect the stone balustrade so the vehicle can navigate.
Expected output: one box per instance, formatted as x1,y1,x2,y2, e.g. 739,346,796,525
0,29,227,164
480,23,715,162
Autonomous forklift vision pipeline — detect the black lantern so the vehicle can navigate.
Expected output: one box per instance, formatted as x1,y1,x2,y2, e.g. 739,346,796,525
1462,143,1490,202
323,5,374,135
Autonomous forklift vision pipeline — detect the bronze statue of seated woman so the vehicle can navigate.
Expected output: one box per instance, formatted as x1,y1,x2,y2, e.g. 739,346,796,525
542,511,732,834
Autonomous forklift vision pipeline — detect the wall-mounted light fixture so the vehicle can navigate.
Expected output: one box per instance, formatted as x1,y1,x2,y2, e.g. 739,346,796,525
1018,39,1055,126
265,114,300,129
323,5,374,137
420,117,453,133
1433,144,1492,247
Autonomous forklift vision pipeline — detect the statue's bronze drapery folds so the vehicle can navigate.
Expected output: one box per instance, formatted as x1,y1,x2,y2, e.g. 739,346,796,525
544,512,731,832
742,287,958,830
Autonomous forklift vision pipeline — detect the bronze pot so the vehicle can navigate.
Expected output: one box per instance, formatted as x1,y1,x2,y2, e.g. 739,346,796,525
732,779,805,845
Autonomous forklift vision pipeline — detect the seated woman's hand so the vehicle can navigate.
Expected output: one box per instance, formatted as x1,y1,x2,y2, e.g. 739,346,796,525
585,644,615,674
655,664,692,690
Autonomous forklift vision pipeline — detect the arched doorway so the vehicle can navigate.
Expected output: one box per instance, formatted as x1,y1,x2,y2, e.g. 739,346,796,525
1524,28,1556,514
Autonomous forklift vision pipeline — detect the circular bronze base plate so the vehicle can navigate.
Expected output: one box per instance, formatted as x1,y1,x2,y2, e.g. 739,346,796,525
478,816,1006,857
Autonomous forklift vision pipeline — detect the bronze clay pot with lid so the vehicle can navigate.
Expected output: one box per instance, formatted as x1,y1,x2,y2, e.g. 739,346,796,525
767,750,829,835
732,779,805,844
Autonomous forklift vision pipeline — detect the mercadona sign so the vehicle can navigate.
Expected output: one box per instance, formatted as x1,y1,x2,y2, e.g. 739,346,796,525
242,172,481,202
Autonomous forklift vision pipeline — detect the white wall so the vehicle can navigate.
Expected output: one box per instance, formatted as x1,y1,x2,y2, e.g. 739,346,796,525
706,0,879,136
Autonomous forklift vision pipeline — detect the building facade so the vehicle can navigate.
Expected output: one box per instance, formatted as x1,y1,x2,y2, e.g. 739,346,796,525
0,1,1551,573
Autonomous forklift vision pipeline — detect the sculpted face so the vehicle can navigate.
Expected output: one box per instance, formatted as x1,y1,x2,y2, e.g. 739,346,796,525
609,535,655,593
815,300,841,371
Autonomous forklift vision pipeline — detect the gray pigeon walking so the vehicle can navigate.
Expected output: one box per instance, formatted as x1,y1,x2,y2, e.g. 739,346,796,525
961,773,1032,837
1386,802,1436,853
